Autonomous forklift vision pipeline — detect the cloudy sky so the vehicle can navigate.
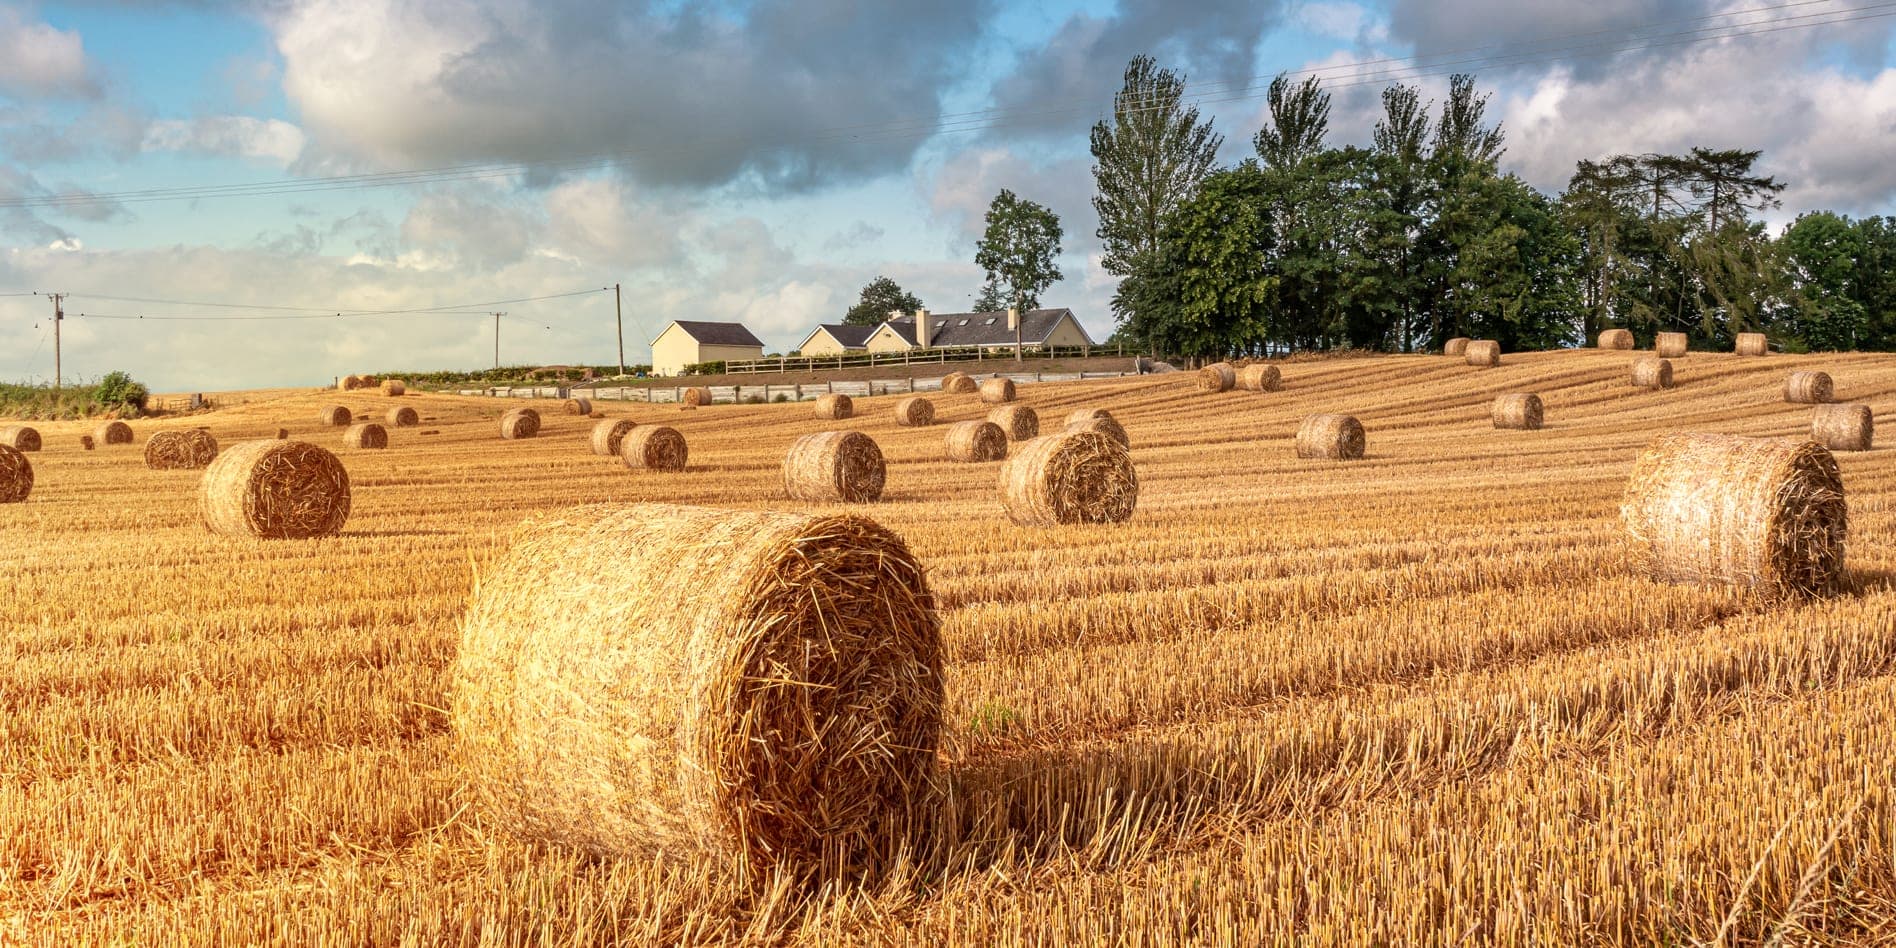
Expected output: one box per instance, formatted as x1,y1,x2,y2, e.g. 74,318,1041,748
1,0,1893,390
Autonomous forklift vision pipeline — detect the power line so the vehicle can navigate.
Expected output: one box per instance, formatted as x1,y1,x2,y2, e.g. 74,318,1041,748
67,287,611,321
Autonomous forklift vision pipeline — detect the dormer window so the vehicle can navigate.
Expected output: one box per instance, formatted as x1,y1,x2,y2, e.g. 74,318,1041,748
984,317,996,325
958,319,969,326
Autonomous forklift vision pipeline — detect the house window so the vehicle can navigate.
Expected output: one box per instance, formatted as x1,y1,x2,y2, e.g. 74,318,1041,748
958,319,969,326
984,317,996,325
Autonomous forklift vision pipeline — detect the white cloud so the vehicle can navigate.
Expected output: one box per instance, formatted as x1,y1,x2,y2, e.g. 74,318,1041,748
0,5,94,99
143,117,307,166
1294,2,1386,43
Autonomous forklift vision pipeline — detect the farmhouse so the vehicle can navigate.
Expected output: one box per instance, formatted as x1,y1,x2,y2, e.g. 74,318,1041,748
862,307,1095,354
795,323,879,358
650,320,767,376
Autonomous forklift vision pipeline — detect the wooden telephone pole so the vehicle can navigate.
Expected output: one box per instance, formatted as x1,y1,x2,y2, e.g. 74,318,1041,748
614,283,625,376
493,312,506,368
46,293,65,391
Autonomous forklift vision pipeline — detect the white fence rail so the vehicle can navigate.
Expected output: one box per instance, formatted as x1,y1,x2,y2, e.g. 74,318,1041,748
455,370,1137,406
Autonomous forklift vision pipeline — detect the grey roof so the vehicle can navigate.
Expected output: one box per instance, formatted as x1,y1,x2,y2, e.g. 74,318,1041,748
668,320,765,348
808,323,878,349
884,308,1090,348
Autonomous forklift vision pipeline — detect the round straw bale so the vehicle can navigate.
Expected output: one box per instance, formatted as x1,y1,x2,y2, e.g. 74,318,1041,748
1736,332,1769,356
682,387,713,407
1197,362,1236,392
941,372,978,394
452,502,942,877
320,405,352,427
275,428,289,440
144,429,220,470
815,393,854,420
893,396,934,427
95,420,132,446
1598,328,1635,349
1620,433,1846,595
1464,340,1500,367
1812,404,1873,452
0,425,40,452
590,418,636,456
1632,358,1674,389
337,375,358,392
979,378,1016,404
0,444,30,503
1238,364,1281,392
1065,408,1128,447
620,425,687,471
386,406,419,427
1785,371,1834,404
80,435,94,450
945,420,1007,462
381,379,406,397
199,440,351,539
1444,337,1471,356
1296,414,1366,460
784,431,885,502
500,408,541,440
998,429,1137,526
988,404,1039,441
1492,393,1544,430
563,398,592,415
1655,331,1689,358
344,422,388,449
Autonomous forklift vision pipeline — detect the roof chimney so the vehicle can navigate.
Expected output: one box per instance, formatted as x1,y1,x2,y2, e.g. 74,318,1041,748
916,308,931,349
1006,306,1018,332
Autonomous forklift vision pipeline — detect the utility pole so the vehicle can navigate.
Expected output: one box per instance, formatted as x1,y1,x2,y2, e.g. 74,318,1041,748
46,293,65,391
614,283,625,376
493,311,506,368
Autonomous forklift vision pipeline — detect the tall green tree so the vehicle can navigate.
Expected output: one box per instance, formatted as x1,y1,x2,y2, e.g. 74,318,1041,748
842,275,923,326
1780,211,1868,350
1431,74,1504,166
1368,84,1433,351
974,189,1064,313
1253,75,1331,172
1561,156,1642,341
1685,147,1783,234
1117,163,1278,359
1089,55,1222,281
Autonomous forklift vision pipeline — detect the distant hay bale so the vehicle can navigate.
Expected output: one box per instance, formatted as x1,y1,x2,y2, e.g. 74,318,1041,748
682,387,713,407
620,425,687,471
1785,371,1834,404
563,398,592,415
589,411,605,419
95,420,132,446
1238,364,1281,392
80,435,94,451
320,405,352,427
590,418,636,456
386,406,419,427
1736,332,1769,356
1492,393,1544,430
275,428,289,440
0,445,31,503
1621,432,1846,596
199,440,351,539
998,429,1138,526
0,425,40,452
945,420,1007,462
979,378,1016,404
894,397,934,427
988,404,1039,441
1632,358,1674,389
344,423,388,449
1812,404,1873,451
500,408,541,440
1598,328,1635,350
1064,408,1128,447
381,379,406,397
1464,340,1500,368
337,375,359,392
1296,414,1366,460
452,502,942,878
941,372,978,394
1655,332,1689,358
784,431,885,502
144,429,220,470
1444,337,1471,357
815,393,854,420
1197,362,1236,392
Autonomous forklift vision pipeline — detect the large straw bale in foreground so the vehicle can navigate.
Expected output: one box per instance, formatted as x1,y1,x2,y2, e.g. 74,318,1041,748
387,406,419,427
999,430,1137,526
945,421,1007,462
453,503,943,878
1492,393,1544,430
1736,332,1769,356
620,425,687,471
500,408,541,440
1065,408,1127,447
0,444,30,503
1464,340,1500,368
95,420,132,446
941,372,977,395
1812,404,1873,451
1785,371,1834,404
815,393,854,420
590,418,636,456
784,431,885,502
1444,337,1470,357
988,404,1039,441
144,429,220,469
320,405,352,427
200,440,351,539
0,425,39,452
1632,358,1674,389
893,397,934,427
1238,364,1281,392
1621,433,1846,596
1197,363,1236,392
1655,332,1689,358
343,423,388,449
1598,328,1634,349
979,378,1016,404
1297,414,1366,459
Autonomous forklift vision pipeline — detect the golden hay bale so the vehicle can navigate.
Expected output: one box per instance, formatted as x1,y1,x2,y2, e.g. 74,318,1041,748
564,398,592,415
815,393,854,420
1735,332,1768,356
386,406,419,428
998,429,1137,526
320,405,352,427
682,387,713,407
381,379,406,397
1632,358,1674,389
344,423,388,450
95,420,132,446
79,435,94,451
0,425,40,452
275,428,289,440
784,431,885,502
1812,404,1873,452
1296,414,1366,460
945,420,1007,462
1785,371,1834,404
1464,340,1500,368
979,378,1016,404
0,444,30,503
1238,364,1281,392
1065,408,1128,447
500,408,541,440
1655,331,1689,358
143,429,220,470
620,425,687,471
589,411,605,419
1598,328,1635,349
1444,337,1471,356
1197,362,1236,392
894,396,934,427
988,404,1039,441
452,502,942,878
590,418,636,456
1492,393,1544,431
941,372,978,395
1621,433,1846,596
199,440,351,539
337,375,359,392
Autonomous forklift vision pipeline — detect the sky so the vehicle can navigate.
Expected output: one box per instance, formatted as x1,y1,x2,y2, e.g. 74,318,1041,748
1,0,1895,390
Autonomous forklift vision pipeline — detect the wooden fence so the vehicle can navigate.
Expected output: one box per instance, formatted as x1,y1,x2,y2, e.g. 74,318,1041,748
460,369,1138,406
722,343,1124,375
